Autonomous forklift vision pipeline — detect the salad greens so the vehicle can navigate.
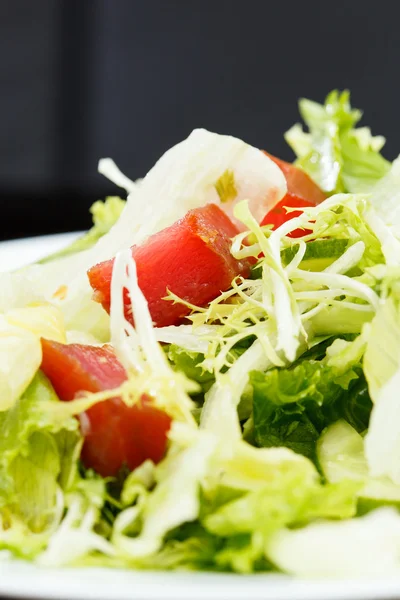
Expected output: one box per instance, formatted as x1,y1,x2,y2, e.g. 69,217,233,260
251,343,371,463
1,89,400,579
285,90,391,194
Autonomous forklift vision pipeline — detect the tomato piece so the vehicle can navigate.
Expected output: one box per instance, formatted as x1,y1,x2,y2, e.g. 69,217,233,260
260,197,314,238
41,339,171,477
88,204,251,327
263,152,326,206
261,152,326,237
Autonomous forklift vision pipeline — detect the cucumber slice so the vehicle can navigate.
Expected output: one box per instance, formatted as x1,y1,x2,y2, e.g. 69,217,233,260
251,238,349,279
318,420,368,483
282,239,349,271
318,420,400,503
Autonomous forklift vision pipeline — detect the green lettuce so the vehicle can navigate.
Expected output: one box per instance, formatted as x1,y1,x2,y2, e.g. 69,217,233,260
167,345,214,390
369,157,400,240
267,507,400,578
0,372,78,503
0,373,112,565
141,450,358,574
40,196,125,263
213,533,270,573
203,480,358,538
200,478,358,573
251,337,371,462
0,377,360,572
108,422,359,573
363,276,400,483
318,420,400,507
285,90,391,194
9,431,63,533
363,275,400,399
0,372,105,530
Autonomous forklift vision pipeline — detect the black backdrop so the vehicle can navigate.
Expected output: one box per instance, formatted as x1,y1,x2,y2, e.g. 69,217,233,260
1,0,400,239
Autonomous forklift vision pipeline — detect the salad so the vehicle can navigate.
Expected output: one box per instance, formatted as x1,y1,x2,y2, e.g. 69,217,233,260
1,90,400,579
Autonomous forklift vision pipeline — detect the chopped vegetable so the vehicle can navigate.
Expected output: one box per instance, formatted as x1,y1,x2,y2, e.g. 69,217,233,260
40,340,171,476
260,196,315,238
318,420,400,504
260,153,326,237
263,152,327,205
251,336,371,462
88,204,252,327
0,305,66,411
285,90,391,194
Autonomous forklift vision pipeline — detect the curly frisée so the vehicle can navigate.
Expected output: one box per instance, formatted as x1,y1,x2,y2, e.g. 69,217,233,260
2,90,400,578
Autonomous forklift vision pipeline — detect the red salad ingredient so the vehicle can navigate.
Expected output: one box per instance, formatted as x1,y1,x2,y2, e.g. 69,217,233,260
88,203,251,327
41,339,171,477
261,152,326,237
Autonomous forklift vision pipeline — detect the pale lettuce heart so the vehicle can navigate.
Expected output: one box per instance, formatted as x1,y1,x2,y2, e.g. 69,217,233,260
0,319,41,411
365,370,400,484
362,280,400,483
0,305,66,411
267,508,400,578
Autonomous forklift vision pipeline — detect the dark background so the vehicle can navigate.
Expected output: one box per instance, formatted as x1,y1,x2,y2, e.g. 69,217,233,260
1,0,399,240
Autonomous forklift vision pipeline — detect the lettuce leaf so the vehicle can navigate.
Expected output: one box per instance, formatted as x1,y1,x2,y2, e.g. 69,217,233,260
36,484,112,567
285,90,390,194
203,480,357,537
362,276,400,483
0,373,112,564
213,533,269,574
318,420,400,506
9,431,62,533
109,420,359,572
139,522,222,571
0,372,86,538
363,276,400,400
369,157,400,239
167,345,214,390
267,508,400,578
251,337,371,461
0,372,78,503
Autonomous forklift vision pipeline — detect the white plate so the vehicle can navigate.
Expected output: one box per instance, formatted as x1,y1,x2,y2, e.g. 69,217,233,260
0,232,83,272
1,233,400,600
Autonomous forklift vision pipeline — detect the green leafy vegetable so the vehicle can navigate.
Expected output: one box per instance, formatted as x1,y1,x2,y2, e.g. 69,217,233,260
167,345,214,389
0,372,108,553
213,533,269,574
0,372,78,503
363,276,400,483
141,522,223,571
203,480,358,537
0,372,111,565
285,90,390,194
318,420,400,505
9,431,61,533
251,337,371,462
267,507,400,578
110,423,358,572
363,275,400,400
369,157,400,241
